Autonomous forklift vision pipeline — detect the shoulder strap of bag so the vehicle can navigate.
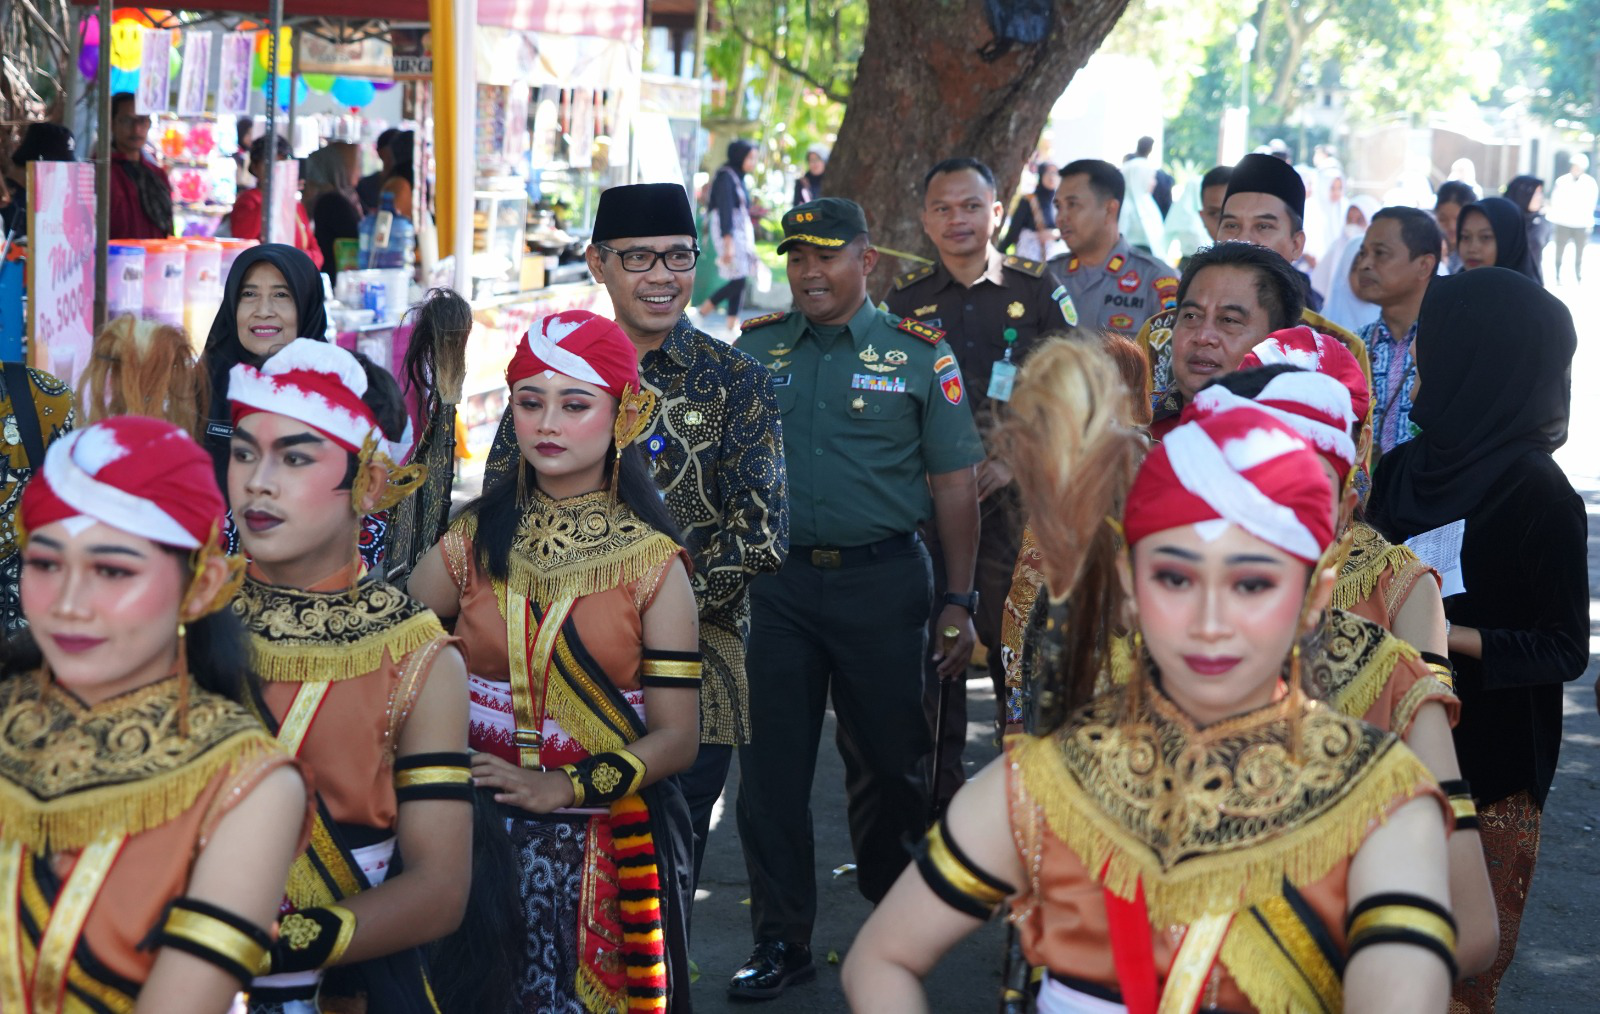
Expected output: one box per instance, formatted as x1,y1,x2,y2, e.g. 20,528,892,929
1,362,45,469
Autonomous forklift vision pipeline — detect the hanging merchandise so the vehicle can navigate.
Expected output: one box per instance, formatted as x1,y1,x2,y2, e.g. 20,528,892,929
136,28,173,114
217,31,254,116
176,31,211,117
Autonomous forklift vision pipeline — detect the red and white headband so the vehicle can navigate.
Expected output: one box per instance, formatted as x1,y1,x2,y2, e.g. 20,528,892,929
1124,408,1334,565
22,416,225,550
505,310,640,398
1189,371,1357,478
229,339,380,454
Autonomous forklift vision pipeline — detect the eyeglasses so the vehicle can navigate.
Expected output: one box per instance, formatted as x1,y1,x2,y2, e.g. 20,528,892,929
115,115,152,129
596,243,699,272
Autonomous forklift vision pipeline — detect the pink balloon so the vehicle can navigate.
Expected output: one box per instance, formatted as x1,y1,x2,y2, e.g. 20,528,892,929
79,15,100,80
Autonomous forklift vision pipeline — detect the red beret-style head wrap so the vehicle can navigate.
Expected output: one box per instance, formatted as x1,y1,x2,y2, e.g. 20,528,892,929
1240,325,1371,424
1187,368,1358,482
1124,407,1335,565
22,415,224,550
506,310,640,398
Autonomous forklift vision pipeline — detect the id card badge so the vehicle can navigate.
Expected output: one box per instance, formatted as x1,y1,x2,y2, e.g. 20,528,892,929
987,359,1018,402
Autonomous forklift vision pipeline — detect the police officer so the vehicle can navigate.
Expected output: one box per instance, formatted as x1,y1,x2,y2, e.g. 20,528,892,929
883,156,1071,810
729,197,983,1000
1047,158,1179,337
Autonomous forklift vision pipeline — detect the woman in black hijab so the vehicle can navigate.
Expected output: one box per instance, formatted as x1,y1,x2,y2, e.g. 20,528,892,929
1368,267,1586,1011
1504,174,1550,284
200,243,328,488
1455,196,1540,280
698,139,758,334
1000,162,1061,260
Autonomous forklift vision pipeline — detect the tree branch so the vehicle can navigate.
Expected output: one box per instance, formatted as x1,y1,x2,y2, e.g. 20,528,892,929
726,21,853,105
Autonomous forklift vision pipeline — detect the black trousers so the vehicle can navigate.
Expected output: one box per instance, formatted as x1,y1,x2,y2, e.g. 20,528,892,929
921,489,1021,810
736,542,933,945
679,741,734,892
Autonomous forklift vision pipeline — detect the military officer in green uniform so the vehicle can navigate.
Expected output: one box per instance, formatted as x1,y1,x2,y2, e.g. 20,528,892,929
882,157,1072,810
729,197,983,1001
1046,158,1180,336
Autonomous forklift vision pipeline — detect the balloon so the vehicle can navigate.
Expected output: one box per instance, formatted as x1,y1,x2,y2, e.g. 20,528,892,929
78,15,100,81
330,78,376,109
303,73,334,93
251,59,267,90
261,75,307,110
169,45,181,80
110,66,139,96
255,27,292,78
110,20,142,73
373,81,396,92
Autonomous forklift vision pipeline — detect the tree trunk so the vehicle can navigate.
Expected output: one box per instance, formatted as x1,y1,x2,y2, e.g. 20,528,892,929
823,0,1134,294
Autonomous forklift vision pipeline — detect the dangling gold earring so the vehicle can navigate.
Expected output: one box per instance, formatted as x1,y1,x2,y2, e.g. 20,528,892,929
172,620,192,737
516,458,529,509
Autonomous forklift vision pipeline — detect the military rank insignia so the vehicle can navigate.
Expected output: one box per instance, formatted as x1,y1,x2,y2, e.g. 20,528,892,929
740,312,786,331
896,317,945,344
1106,254,1127,274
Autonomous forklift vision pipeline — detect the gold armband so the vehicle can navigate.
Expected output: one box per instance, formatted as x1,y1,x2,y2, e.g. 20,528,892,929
1419,651,1455,691
395,751,473,803
1346,893,1457,980
560,749,648,807
1439,779,1478,832
914,818,1014,920
155,898,273,985
640,649,704,688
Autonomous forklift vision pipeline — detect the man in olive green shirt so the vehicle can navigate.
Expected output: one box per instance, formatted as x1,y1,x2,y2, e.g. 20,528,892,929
729,197,983,1000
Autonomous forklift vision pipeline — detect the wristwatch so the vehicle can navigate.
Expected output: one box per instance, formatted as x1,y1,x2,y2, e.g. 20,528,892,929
942,590,979,614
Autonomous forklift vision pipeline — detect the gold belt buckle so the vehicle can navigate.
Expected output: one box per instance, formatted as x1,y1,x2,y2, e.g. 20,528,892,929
811,548,843,568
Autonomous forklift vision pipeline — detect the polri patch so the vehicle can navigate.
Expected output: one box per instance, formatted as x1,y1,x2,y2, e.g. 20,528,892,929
1118,271,1141,293
1109,313,1134,330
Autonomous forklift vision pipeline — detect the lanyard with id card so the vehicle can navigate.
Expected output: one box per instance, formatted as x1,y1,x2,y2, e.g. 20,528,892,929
987,327,1019,402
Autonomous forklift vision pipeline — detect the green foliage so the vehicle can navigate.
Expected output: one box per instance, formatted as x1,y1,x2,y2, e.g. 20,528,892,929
1530,0,1600,131
1107,0,1502,165
702,1,864,170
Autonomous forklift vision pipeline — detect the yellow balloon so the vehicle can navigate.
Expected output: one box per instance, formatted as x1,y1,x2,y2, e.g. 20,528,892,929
255,27,293,78
110,21,143,73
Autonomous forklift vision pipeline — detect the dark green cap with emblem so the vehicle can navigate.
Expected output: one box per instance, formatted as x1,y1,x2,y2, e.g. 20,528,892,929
776,197,869,254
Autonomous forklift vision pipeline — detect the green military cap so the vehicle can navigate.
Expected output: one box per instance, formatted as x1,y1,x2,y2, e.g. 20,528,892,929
776,197,869,254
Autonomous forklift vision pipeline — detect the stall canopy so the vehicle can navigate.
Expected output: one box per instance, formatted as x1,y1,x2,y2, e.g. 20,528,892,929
71,0,642,35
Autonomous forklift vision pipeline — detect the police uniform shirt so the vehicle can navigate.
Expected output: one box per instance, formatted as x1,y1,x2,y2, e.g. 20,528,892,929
740,298,984,547
882,247,1071,427
1046,235,1179,336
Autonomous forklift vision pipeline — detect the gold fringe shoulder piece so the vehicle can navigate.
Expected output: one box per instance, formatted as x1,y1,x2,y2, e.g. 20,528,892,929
1220,902,1342,1014
0,677,283,853
1332,522,1425,613
507,490,682,604
1010,691,1437,928
234,577,447,683
1317,609,1419,728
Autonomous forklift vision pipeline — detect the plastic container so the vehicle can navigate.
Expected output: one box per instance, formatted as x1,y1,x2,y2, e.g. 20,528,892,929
107,243,146,321
182,239,223,350
137,240,186,328
358,192,415,270
216,237,258,283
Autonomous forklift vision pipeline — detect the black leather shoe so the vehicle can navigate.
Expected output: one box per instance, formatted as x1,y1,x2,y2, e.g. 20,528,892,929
727,939,817,1000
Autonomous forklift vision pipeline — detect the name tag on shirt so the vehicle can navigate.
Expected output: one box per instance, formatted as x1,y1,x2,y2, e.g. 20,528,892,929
1405,519,1466,597
987,360,1017,402
771,374,792,387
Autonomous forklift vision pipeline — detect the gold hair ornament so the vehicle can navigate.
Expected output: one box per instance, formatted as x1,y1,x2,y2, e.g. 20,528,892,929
609,383,657,500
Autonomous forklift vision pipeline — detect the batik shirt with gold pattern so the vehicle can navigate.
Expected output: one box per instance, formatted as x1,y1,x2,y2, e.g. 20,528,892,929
0,675,299,1008
637,315,788,745
1006,684,1449,1013
0,367,73,633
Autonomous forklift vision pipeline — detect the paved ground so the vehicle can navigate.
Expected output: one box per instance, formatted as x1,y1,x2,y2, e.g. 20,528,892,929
685,249,1600,1012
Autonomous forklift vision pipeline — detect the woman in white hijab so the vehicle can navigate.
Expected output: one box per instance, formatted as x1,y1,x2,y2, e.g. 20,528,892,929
1318,194,1384,331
